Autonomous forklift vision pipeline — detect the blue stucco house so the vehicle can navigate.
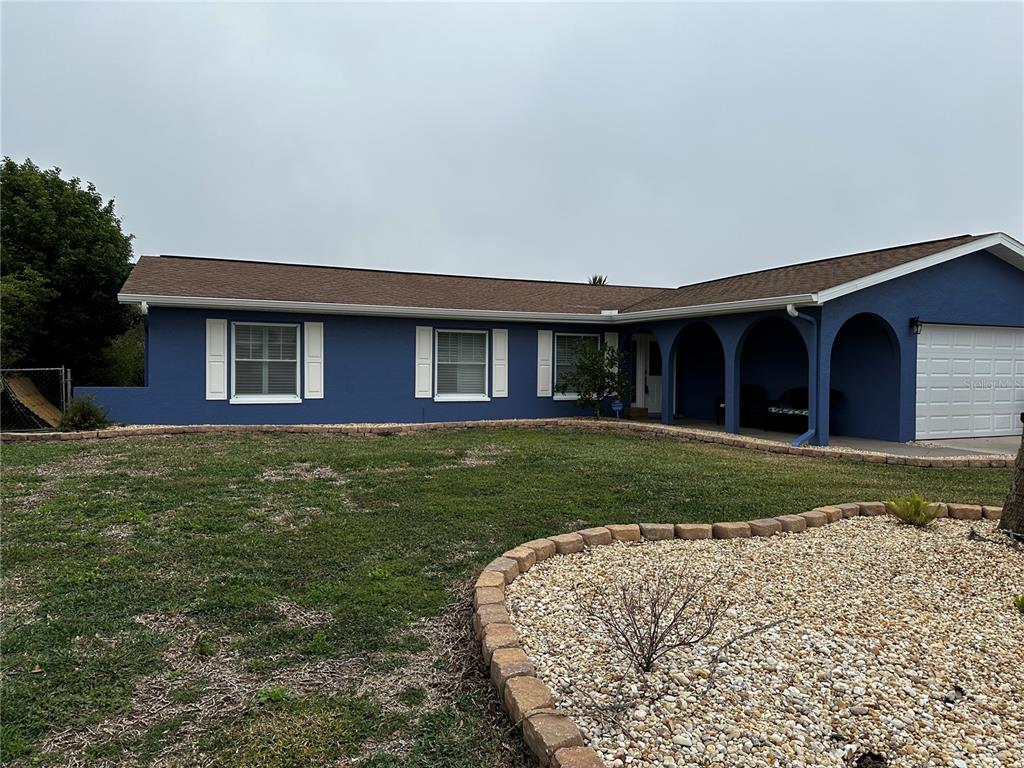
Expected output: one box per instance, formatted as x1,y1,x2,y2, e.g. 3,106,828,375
80,233,1024,446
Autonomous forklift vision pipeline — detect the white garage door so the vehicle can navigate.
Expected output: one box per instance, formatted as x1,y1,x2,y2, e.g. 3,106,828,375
916,324,1024,439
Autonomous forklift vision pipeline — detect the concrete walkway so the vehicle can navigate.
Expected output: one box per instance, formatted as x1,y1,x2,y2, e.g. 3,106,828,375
671,419,1019,458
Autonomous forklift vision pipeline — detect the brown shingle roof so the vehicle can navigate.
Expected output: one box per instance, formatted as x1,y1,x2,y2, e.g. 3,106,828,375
121,256,668,314
121,233,996,316
620,234,991,312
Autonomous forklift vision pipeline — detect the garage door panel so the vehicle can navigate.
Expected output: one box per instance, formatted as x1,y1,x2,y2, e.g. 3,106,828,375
916,324,1024,439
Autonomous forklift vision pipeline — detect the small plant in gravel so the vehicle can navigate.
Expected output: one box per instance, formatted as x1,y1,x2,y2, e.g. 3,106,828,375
1013,595,1024,614
589,570,726,674
885,491,941,526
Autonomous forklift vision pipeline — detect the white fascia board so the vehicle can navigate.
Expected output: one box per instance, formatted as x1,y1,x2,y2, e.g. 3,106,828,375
118,294,612,324
118,292,822,323
614,294,820,322
815,233,1024,304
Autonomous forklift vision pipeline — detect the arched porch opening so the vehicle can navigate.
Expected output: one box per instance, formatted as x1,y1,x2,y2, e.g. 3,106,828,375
673,322,725,423
829,313,900,441
738,317,809,432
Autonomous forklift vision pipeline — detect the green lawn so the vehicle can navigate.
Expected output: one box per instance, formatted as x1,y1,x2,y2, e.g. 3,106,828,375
0,428,1010,766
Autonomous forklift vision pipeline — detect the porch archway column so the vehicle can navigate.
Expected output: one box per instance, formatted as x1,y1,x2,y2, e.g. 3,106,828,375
816,313,841,448
652,324,682,425
715,320,748,435
814,343,831,447
788,308,827,446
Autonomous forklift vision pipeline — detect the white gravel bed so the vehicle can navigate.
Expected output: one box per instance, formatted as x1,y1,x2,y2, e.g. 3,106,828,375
506,518,1024,768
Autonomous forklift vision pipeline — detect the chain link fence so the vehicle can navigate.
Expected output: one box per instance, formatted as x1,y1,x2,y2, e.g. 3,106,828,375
1,367,72,431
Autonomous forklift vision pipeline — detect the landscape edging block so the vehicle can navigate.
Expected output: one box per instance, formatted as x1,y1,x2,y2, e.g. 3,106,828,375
4,418,1011,468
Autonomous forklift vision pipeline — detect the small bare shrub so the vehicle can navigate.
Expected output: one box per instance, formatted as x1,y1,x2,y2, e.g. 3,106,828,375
885,492,941,526
59,396,110,431
589,570,726,674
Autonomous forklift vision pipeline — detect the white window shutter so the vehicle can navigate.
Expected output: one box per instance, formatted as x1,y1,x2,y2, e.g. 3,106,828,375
415,326,433,398
537,330,553,397
304,322,324,399
492,329,508,397
205,319,228,400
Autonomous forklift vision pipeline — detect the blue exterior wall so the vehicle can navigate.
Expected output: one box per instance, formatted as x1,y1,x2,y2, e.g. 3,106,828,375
79,307,614,425
78,249,1023,438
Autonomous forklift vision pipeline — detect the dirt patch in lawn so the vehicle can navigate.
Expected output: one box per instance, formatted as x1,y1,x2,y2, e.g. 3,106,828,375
38,586,489,767
272,598,333,630
431,443,511,472
259,462,345,484
0,576,41,626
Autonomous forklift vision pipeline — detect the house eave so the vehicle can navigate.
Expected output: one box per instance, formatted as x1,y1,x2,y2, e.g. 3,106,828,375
118,292,822,324
117,294,616,324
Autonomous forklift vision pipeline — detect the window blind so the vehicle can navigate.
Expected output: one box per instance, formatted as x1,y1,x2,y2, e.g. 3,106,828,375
234,325,298,397
436,331,487,396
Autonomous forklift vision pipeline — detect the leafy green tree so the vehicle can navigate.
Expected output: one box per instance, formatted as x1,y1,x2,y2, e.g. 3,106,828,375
556,339,633,417
1,157,134,382
588,274,608,285
99,307,145,387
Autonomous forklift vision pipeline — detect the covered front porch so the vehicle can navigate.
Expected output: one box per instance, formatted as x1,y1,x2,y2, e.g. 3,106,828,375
619,306,910,447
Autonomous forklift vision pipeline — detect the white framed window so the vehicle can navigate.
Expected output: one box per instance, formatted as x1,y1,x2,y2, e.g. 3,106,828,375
554,332,600,400
231,322,301,404
434,329,489,401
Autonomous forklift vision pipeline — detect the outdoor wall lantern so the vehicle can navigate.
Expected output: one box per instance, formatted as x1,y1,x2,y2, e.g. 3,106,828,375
909,316,923,335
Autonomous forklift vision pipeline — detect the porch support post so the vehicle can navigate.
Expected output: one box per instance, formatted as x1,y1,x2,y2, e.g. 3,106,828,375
717,320,745,435
787,306,826,447
815,315,836,448
653,326,679,425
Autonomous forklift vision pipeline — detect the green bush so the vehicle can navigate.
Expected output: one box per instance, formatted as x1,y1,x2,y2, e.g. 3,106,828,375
58,396,111,432
1013,595,1024,614
885,491,941,526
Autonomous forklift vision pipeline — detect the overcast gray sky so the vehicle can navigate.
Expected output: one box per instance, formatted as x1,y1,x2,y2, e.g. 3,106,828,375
3,2,1022,287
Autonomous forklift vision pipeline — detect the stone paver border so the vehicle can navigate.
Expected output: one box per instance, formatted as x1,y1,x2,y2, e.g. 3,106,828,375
2,418,1013,468
474,501,1002,767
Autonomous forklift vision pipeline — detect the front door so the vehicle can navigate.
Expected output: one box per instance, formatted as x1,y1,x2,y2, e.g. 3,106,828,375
632,334,662,415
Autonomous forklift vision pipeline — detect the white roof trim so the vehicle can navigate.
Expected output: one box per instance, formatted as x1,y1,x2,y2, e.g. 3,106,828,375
118,292,820,324
616,294,819,321
119,293,613,324
815,233,1024,304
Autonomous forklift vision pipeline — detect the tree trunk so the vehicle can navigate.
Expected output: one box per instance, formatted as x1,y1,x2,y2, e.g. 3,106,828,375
999,432,1024,535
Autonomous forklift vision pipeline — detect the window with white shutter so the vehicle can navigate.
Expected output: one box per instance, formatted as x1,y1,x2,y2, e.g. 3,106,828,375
435,330,488,400
231,323,301,403
554,333,600,400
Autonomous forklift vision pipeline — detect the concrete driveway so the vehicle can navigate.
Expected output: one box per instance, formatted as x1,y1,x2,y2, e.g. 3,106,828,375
915,435,1021,456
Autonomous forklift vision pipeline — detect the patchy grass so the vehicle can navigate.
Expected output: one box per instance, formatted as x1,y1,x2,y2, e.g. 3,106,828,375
0,428,1010,766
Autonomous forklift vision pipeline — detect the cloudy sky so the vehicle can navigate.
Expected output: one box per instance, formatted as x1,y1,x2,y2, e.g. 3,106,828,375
3,2,1021,287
